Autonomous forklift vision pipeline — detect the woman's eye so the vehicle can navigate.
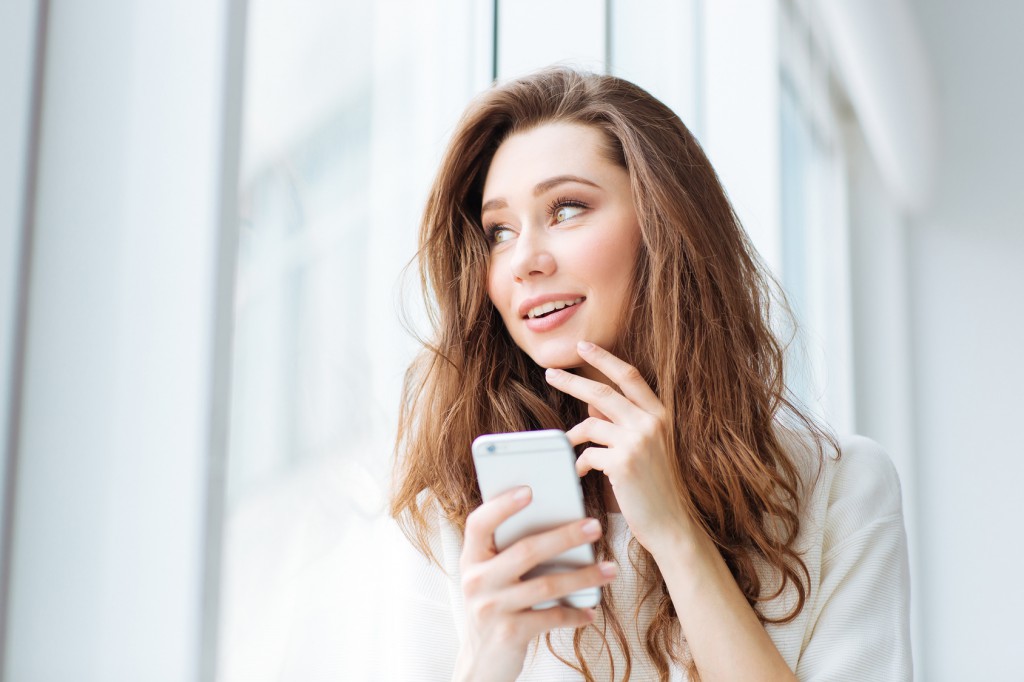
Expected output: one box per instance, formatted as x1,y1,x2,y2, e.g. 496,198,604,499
553,203,585,223
488,226,515,244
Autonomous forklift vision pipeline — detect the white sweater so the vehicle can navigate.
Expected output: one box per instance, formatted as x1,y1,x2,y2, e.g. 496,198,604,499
394,435,913,681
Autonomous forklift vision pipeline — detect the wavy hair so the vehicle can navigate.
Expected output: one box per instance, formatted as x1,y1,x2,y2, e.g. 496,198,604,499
391,67,832,681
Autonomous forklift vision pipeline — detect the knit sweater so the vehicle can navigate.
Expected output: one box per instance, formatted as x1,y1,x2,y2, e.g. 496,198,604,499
393,434,912,681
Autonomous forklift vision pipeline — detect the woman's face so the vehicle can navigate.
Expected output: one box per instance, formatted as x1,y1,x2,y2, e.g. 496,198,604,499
481,122,642,373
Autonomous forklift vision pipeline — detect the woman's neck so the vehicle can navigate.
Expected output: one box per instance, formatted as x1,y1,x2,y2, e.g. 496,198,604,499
575,363,611,385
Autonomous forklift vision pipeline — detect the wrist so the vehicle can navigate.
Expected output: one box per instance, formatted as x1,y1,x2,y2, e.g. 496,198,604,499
645,513,716,570
452,648,478,682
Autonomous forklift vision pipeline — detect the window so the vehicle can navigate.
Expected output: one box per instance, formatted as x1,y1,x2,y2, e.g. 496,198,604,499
778,0,854,432
218,2,489,678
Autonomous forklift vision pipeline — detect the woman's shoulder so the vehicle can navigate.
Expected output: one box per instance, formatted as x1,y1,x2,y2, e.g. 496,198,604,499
778,435,912,679
780,429,905,555
827,435,903,512
779,428,902,505
818,435,905,557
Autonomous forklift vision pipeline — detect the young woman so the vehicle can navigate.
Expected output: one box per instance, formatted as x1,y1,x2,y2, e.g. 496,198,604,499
391,68,911,681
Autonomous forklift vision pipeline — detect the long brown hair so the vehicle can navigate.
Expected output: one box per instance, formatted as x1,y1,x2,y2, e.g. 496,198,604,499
391,67,832,681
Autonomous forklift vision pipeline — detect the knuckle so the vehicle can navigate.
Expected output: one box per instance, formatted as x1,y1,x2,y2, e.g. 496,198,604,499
465,508,486,535
639,412,659,433
592,383,615,400
471,595,499,622
509,540,541,569
461,568,482,596
494,619,521,645
531,574,559,599
621,363,643,383
620,452,640,476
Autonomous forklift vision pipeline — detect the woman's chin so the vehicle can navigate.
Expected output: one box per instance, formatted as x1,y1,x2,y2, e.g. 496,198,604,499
530,349,583,371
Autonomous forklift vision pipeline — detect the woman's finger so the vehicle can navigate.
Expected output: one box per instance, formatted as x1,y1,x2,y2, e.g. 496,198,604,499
505,605,597,641
462,486,532,566
545,368,638,424
565,416,619,448
485,516,603,585
576,445,613,477
575,341,663,415
502,561,617,612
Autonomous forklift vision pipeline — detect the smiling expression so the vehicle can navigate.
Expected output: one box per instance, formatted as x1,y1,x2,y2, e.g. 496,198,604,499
481,122,642,373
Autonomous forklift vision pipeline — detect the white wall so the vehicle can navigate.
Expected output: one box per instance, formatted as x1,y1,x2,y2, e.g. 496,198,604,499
908,1,1024,679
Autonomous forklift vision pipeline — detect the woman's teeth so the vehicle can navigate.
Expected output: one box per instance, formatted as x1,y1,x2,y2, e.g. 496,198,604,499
527,297,584,319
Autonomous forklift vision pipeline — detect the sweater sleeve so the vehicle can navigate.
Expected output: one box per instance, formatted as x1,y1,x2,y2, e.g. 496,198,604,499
795,436,913,681
389,508,462,680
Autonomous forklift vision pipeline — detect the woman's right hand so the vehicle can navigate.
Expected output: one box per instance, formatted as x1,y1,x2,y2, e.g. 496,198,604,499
453,486,618,682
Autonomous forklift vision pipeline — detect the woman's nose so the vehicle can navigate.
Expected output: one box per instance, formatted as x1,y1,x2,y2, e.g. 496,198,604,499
509,227,556,281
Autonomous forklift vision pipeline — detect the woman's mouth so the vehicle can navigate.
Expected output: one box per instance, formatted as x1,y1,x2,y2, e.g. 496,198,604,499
523,297,585,332
524,296,584,319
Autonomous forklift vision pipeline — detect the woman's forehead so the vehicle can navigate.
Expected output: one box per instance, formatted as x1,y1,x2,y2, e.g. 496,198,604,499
481,123,624,202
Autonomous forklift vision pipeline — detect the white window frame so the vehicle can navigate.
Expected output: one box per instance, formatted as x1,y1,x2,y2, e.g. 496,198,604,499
0,2,245,680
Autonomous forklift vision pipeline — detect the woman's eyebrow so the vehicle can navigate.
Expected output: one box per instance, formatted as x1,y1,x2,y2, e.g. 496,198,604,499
481,175,601,214
533,174,600,195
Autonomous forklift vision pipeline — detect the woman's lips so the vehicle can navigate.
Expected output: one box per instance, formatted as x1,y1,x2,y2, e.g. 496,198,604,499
523,299,584,332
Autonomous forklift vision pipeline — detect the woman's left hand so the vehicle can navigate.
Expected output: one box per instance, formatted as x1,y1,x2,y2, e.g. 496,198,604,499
549,342,799,681
546,340,695,553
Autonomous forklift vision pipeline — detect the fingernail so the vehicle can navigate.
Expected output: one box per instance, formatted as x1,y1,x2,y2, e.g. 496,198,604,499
599,561,617,578
582,519,601,536
577,340,595,352
514,486,531,502
545,367,559,379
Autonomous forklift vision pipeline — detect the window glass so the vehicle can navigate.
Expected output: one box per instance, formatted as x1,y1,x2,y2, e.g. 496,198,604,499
497,0,606,78
778,0,854,430
219,2,485,678
610,0,700,135
780,75,818,409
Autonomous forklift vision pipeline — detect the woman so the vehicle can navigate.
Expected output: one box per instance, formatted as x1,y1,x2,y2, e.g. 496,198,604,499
391,68,911,681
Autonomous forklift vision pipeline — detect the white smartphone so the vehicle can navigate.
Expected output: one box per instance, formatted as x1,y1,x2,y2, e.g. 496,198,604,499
471,429,601,610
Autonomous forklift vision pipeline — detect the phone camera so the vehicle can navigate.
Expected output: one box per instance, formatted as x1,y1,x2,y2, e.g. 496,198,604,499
487,444,496,453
